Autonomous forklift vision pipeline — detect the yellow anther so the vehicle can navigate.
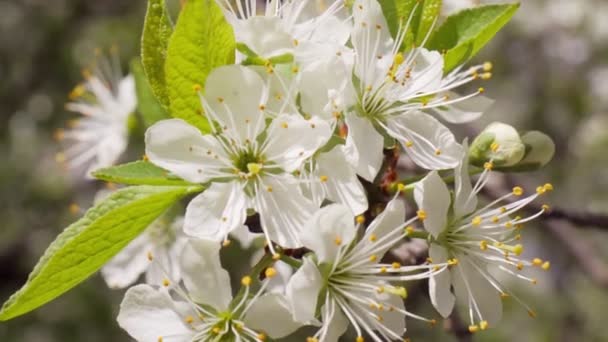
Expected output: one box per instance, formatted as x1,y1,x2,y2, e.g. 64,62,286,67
217,97,224,103
542,204,550,211
490,142,500,152
293,39,299,46
281,122,288,129
543,183,554,192
504,221,513,229
265,267,277,279
472,216,482,226
429,319,437,327
147,251,153,261
541,261,551,270
241,276,252,286
369,234,377,242
380,267,387,273
500,207,507,213
376,286,385,293
259,104,266,111
512,186,524,196
536,186,546,195
479,240,488,251
484,161,494,170
306,338,319,342
394,52,404,65
448,258,459,266
479,320,489,330
405,140,413,147
291,65,299,73
531,278,538,285
426,257,434,263
397,183,406,193
272,253,281,260
193,84,201,92
157,337,163,342
416,209,427,221
481,72,492,80
405,226,415,235
491,216,500,223
142,154,150,161
468,325,479,333
53,128,65,141
222,239,232,247
528,310,537,318
257,333,266,341
69,203,80,214
185,316,194,324
162,278,170,287
356,215,366,224
392,262,401,269
435,149,442,156
369,254,377,262
483,62,493,72
266,186,273,192
513,244,523,256
212,327,221,334
319,175,329,182
478,87,485,93
516,262,524,270
68,84,85,100
247,162,263,175
356,336,365,342
334,236,342,245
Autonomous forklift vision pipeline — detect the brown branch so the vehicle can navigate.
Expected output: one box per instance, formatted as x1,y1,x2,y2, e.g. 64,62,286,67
543,220,608,288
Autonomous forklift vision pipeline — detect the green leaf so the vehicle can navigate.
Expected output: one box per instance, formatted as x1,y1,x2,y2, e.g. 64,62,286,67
165,0,235,133
141,0,174,108
428,3,520,72
92,161,196,186
378,0,441,48
0,185,202,321
130,59,170,127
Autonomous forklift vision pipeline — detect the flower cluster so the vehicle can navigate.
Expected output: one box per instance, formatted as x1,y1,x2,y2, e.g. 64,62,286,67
52,1,555,341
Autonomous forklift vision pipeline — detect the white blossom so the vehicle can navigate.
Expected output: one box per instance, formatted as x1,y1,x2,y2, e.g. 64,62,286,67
117,239,301,342
345,0,494,179
56,54,136,178
414,144,553,331
145,65,331,252
286,199,448,341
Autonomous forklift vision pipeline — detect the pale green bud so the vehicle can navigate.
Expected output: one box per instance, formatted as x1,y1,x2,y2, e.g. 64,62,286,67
510,131,555,171
469,122,525,167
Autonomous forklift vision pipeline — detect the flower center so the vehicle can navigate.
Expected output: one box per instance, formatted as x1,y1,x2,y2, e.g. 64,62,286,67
232,149,264,175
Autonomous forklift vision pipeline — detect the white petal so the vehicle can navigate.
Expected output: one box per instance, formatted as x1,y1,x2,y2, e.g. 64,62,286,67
397,49,443,99
414,171,450,238
244,293,303,338
180,239,232,311
204,65,268,143
374,291,406,337
262,114,331,172
237,17,293,58
256,176,317,248
453,260,503,326
351,0,393,86
117,284,194,342
317,146,368,215
453,140,477,217
361,196,406,256
286,256,324,323
101,233,151,289
89,131,128,173
319,300,349,342
145,119,229,183
431,92,494,124
387,111,464,170
230,224,261,249
344,114,384,181
428,244,456,318
117,74,137,117
300,204,357,263
183,182,248,241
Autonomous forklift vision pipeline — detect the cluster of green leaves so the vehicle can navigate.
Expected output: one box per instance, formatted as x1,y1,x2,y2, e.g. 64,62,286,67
0,0,521,322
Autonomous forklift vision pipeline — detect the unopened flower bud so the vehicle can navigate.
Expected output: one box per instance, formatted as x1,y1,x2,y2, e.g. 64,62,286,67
469,122,525,167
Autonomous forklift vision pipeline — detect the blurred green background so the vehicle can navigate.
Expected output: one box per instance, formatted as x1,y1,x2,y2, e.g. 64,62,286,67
1,0,607,341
